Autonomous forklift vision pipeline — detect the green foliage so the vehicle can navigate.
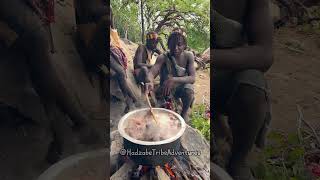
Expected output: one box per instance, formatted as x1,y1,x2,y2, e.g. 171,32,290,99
190,104,210,141
297,24,320,35
111,0,142,43
111,0,210,52
252,131,311,180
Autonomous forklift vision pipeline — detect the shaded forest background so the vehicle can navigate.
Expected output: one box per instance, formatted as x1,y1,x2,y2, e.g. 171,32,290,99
111,0,210,53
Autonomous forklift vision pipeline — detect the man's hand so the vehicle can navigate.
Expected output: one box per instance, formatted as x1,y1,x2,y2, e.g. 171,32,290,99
163,77,174,96
143,82,154,94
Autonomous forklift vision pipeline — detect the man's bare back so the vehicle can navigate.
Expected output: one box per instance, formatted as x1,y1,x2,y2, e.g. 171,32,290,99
213,0,273,71
212,0,273,179
214,0,248,23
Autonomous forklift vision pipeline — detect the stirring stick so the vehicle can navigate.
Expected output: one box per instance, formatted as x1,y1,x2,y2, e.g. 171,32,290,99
145,92,158,124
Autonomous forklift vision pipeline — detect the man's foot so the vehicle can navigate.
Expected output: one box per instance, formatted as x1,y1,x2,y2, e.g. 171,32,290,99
124,104,130,114
124,97,134,114
181,113,190,124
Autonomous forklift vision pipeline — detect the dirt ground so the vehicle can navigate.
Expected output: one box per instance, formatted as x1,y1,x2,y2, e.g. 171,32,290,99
194,69,211,105
267,27,320,132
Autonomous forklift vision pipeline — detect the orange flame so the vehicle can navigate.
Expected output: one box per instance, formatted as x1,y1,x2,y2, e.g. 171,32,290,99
165,163,175,178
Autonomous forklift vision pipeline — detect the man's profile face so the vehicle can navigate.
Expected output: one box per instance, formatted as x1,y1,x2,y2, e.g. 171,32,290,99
169,38,185,57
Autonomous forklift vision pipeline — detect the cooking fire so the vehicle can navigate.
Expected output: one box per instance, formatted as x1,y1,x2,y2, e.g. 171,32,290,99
116,155,209,180
112,108,210,180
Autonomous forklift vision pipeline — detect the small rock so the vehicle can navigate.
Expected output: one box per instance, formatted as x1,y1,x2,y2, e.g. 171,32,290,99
284,39,305,52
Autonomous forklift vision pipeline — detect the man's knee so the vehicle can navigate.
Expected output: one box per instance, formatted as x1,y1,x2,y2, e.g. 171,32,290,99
139,66,148,81
233,84,267,112
141,66,148,74
182,88,194,100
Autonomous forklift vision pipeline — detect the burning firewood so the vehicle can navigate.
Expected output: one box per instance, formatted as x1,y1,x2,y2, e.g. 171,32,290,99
171,166,183,179
164,163,175,178
111,126,211,180
155,166,170,180
173,157,190,180
110,161,134,180
189,163,209,180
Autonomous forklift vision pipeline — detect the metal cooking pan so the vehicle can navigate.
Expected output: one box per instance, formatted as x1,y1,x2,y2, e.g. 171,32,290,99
118,108,186,166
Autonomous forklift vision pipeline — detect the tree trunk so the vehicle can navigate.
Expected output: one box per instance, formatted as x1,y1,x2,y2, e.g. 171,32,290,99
125,29,128,39
140,0,145,43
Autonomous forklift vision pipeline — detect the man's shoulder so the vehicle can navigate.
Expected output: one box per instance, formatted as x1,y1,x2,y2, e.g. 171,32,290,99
183,50,194,60
134,44,147,56
137,44,146,49
157,53,168,60
183,50,193,56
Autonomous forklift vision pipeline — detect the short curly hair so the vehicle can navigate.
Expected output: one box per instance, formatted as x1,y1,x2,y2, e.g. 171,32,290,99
167,31,187,49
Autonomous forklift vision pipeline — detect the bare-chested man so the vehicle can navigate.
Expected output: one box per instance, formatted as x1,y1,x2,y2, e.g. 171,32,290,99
212,0,273,179
0,0,100,163
145,31,195,122
133,31,162,84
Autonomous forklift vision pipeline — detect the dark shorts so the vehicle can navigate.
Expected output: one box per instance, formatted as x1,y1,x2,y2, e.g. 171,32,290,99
156,83,194,98
213,69,269,112
174,83,194,98
213,69,271,148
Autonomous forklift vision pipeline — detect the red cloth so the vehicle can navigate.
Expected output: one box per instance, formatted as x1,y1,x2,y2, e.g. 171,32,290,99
308,163,320,177
46,0,55,23
110,46,128,70
32,0,55,23
164,99,174,110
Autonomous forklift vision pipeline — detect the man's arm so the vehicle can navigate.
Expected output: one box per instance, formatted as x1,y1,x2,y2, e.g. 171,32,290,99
213,0,273,72
172,52,196,84
153,48,162,55
134,45,151,69
145,55,165,82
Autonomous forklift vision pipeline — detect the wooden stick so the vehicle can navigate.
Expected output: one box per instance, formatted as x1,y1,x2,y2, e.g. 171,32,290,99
164,163,175,178
297,105,320,146
296,105,303,143
155,166,170,180
145,92,158,124
110,161,134,180
190,163,206,180
173,157,190,180
293,0,313,19
171,167,183,179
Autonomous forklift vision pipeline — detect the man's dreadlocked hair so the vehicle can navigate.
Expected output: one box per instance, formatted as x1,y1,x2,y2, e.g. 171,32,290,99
167,31,187,50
